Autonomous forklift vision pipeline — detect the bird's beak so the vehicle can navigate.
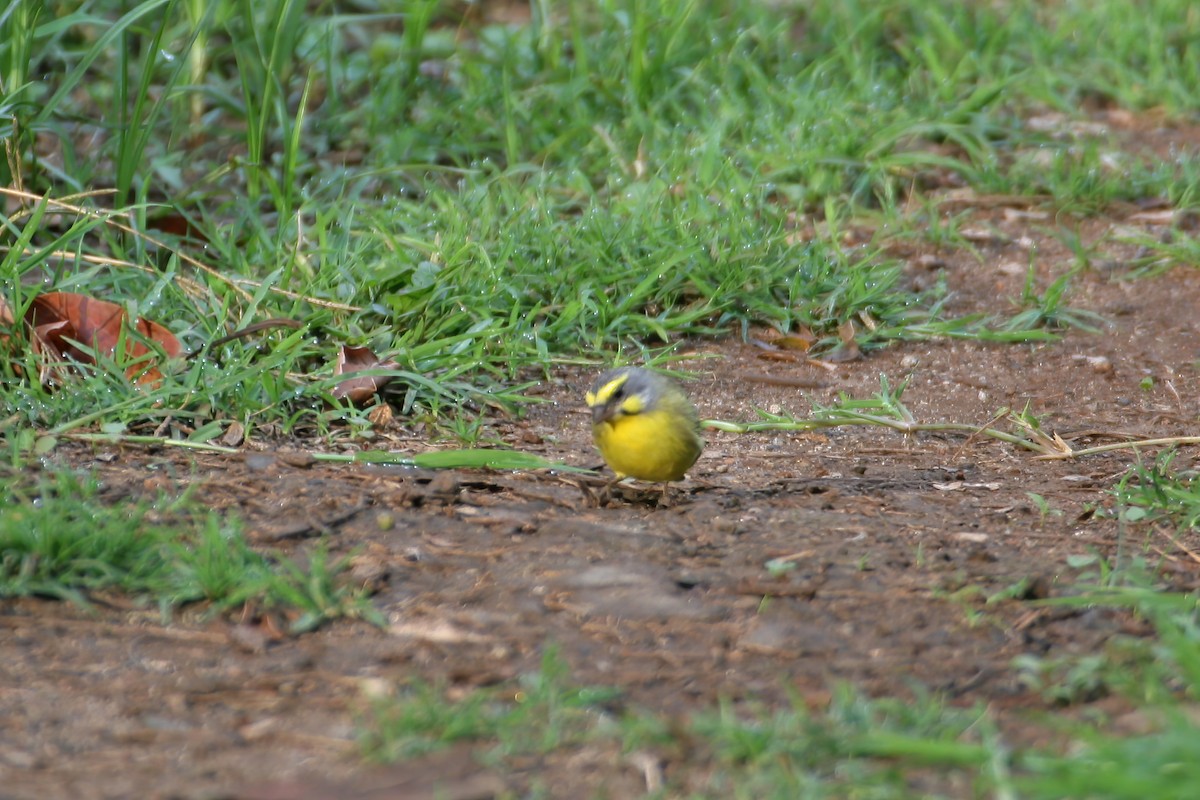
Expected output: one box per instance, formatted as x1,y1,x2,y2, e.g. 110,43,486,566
591,403,613,425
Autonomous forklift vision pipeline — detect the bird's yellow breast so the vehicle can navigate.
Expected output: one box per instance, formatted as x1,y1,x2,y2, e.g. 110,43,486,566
593,407,702,482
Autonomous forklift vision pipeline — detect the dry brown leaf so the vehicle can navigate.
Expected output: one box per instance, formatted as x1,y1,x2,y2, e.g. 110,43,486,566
5,291,181,387
220,421,246,448
755,350,801,362
825,319,861,363
331,344,400,403
145,210,209,243
367,402,395,427
776,331,815,352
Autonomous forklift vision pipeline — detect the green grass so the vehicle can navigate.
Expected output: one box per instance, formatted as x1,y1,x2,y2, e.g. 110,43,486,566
1113,451,1200,530
0,468,380,630
2,0,1198,434
358,593,1200,799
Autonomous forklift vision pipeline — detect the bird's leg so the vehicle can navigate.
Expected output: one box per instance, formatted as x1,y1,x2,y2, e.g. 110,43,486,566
583,475,621,507
577,479,598,507
606,475,636,504
577,475,614,507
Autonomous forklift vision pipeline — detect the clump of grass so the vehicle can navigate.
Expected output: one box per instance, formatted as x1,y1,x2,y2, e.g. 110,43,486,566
0,469,380,630
360,647,622,763
1113,451,1200,529
360,648,1001,796
1002,260,1108,334
1017,578,1200,799
358,582,1200,797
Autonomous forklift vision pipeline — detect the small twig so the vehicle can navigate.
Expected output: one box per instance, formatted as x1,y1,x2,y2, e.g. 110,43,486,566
0,186,256,303
0,246,209,301
1032,436,1200,460
705,412,1200,462
1158,528,1200,567
0,187,361,312
202,318,305,354
703,416,1052,453
952,408,1010,461
62,433,240,453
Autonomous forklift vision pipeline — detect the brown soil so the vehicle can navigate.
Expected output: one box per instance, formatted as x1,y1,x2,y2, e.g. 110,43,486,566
3,206,1200,799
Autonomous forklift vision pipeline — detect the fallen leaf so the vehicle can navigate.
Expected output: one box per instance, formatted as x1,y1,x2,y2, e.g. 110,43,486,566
220,420,246,447
825,319,861,362
776,331,815,352
1128,208,1182,225
7,292,181,387
331,344,400,403
367,402,395,427
755,350,801,362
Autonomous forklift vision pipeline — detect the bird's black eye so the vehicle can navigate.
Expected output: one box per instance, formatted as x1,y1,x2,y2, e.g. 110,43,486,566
611,385,625,400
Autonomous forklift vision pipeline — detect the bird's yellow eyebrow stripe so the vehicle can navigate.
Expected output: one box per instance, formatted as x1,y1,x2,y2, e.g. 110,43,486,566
585,373,630,408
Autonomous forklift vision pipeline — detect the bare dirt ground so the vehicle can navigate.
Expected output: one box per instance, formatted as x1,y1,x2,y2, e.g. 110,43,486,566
3,207,1200,799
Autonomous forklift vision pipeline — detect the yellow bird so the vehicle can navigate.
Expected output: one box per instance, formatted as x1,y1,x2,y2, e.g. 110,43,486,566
585,367,704,490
